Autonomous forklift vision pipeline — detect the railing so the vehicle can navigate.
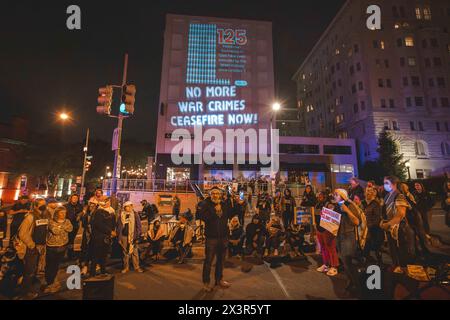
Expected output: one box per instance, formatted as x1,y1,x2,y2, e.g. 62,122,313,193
102,179,311,197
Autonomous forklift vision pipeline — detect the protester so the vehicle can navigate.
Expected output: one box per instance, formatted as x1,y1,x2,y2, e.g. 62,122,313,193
256,192,272,225
90,197,116,276
46,198,59,218
8,195,31,239
234,193,247,226
264,217,284,256
332,189,361,289
228,216,244,258
172,195,181,220
117,201,144,273
412,182,434,236
197,187,232,292
444,180,450,226
43,206,73,293
80,202,96,275
147,219,166,261
89,189,104,205
361,187,383,264
141,199,159,223
301,185,317,207
245,215,266,257
169,212,194,264
17,198,51,299
380,176,414,274
64,194,83,260
348,177,365,202
0,206,6,250
281,189,296,230
273,190,283,217
314,192,339,275
286,221,306,258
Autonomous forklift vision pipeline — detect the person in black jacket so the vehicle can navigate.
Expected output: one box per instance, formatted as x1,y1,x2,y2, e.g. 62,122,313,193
282,189,297,229
245,215,266,257
89,197,116,276
348,177,365,202
412,182,434,236
228,216,244,257
64,194,83,260
196,187,233,292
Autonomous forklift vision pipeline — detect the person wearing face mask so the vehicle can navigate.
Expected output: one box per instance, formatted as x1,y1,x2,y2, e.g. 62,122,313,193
117,201,144,273
90,197,116,276
380,176,414,274
361,187,383,265
147,219,166,261
169,213,194,264
281,189,297,230
331,189,361,293
16,198,51,299
43,207,73,293
197,187,233,292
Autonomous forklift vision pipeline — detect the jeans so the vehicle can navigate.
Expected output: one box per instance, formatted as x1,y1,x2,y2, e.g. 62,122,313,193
22,247,39,294
45,246,66,285
282,211,292,230
202,239,228,285
337,232,359,289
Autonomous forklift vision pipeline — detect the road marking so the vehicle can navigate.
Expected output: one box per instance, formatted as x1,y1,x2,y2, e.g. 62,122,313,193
264,261,292,300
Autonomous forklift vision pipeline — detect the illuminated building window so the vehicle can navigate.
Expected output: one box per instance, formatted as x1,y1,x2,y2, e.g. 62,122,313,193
415,140,428,156
415,7,422,20
335,48,340,55
416,169,431,179
407,57,416,66
441,142,450,156
380,41,385,50
394,23,400,29
423,6,432,20
405,37,414,47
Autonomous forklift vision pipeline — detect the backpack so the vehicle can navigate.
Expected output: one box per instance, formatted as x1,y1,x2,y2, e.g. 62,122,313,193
348,200,368,250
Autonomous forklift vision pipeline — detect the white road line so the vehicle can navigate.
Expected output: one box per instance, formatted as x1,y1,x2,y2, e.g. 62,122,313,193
264,262,292,300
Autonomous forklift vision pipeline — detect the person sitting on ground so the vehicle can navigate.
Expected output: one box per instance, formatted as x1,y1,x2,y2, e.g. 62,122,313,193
147,219,166,261
264,217,284,257
286,221,306,258
117,201,144,273
228,216,244,258
169,213,194,264
43,206,73,293
245,215,266,257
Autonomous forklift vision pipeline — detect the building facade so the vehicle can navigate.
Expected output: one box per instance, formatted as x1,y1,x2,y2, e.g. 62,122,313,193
293,0,450,179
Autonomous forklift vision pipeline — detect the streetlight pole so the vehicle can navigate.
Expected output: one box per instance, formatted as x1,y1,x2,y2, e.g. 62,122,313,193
80,128,89,201
270,103,281,181
405,161,411,181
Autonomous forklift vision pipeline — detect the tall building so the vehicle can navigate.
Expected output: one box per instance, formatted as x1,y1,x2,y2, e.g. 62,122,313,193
293,0,450,179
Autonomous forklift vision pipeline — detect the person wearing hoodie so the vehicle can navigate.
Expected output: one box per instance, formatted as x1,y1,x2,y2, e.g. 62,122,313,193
64,194,83,260
17,198,51,299
147,219,166,261
43,206,73,293
264,217,284,257
117,201,144,273
244,215,266,257
196,187,233,292
90,197,116,276
228,216,244,257
169,213,194,264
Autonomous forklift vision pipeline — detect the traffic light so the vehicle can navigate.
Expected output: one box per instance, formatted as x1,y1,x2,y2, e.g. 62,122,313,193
96,86,113,115
121,84,136,114
85,156,93,171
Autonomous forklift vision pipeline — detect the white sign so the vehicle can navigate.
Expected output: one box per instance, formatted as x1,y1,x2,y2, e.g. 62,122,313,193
319,207,341,236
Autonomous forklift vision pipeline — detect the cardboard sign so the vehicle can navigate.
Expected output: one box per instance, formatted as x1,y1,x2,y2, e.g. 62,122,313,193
319,207,341,236
294,207,311,225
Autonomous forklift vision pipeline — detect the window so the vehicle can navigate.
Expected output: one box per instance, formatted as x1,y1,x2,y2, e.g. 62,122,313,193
387,79,392,88
432,98,438,107
410,121,416,131
392,120,399,130
389,99,395,108
416,169,431,179
351,84,356,93
422,39,428,48
356,62,361,71
384,60,390,68
378,79,384,87
360,101,366,111
403,77,409,86
429,78,435,87
280,144,320,154
397,38,403,47
354,44,359,53
433,57,442,67
418,121,424,131
392,6,399,18
380,41,385,50
407,57,416,66
376,59,381,68
412,77,420,86
424,58,431,67
415,140,427,156
381,99,386,108
384,121,390,130
437,78,446,88
349,65,354,75
415,96,424,106
436,122,441,131
423,6,432,20
406,97,412,107
373,40,378,49
353,103,359,113
441,142,450,156
441,97,450,107
358,81,364,90
415,7,422,19
405,37,414,47
430,38,438,47
400,57,405,66
323,145,352,155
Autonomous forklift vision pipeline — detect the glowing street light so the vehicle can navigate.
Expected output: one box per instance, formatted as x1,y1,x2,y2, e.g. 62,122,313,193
272,102,281,112
58,112,71,121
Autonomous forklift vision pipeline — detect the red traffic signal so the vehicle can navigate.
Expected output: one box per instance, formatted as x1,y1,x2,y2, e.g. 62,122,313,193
97,86,113,115
121,84,136,114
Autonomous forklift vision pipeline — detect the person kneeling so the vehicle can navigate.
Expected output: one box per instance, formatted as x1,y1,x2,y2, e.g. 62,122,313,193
286,221,307,258
147,220,166,261
169,214,194,264
245,215,266,257
228,216,244,258
117,201,144,274
264,217,284,257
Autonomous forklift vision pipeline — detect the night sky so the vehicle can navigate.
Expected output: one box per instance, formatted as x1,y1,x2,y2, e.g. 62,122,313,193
1,0,345,144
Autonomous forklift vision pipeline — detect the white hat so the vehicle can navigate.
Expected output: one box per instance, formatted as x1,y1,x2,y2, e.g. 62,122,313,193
334,189,349,201
123,201,133,208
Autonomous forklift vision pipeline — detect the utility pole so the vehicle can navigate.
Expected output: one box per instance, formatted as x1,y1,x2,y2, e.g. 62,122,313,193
111,53,128,196
80,128,90,201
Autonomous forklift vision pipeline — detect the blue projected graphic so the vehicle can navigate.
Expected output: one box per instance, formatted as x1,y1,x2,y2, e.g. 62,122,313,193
186,24,230,85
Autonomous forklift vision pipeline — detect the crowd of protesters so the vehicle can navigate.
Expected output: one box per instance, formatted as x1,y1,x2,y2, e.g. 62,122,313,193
0,174,448,299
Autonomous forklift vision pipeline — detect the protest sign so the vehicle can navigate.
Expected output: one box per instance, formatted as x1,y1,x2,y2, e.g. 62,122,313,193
320,207,341,236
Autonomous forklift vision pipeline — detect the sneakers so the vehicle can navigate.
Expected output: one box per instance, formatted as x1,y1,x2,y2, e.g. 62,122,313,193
326,267,338,277
135,268,144,273
43,282,61,294
81,266,88,275
273,249,279,256
203,283,213,292
218,280,231,288
393,266,404,274
316,264,329,273
121,268,129,274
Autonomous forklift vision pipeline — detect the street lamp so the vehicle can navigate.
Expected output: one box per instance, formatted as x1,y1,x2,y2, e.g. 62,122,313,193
405,161,411,181
107,172,112,178
270,102,281,183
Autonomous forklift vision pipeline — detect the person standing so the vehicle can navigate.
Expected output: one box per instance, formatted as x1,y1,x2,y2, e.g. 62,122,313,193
46,198,59,219
80,201,96,275
234,194,247,226
197,187,232,292
361,187,383,265
64,194,83,260
281,189,296,229
348,177,365,202
172,195,181,220
90,197,116,276
256,192,272,225
43,207,73,293
380,176,414,274
300,185,317,207
412,182,434,236
17,198,51,299
117,201,144,273
8,195,31,239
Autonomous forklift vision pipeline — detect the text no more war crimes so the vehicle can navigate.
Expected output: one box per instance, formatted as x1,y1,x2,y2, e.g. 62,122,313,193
171,86,258,127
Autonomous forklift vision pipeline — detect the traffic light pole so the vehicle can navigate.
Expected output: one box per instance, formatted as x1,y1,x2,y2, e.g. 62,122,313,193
80,128,89,201
111,53,128,196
